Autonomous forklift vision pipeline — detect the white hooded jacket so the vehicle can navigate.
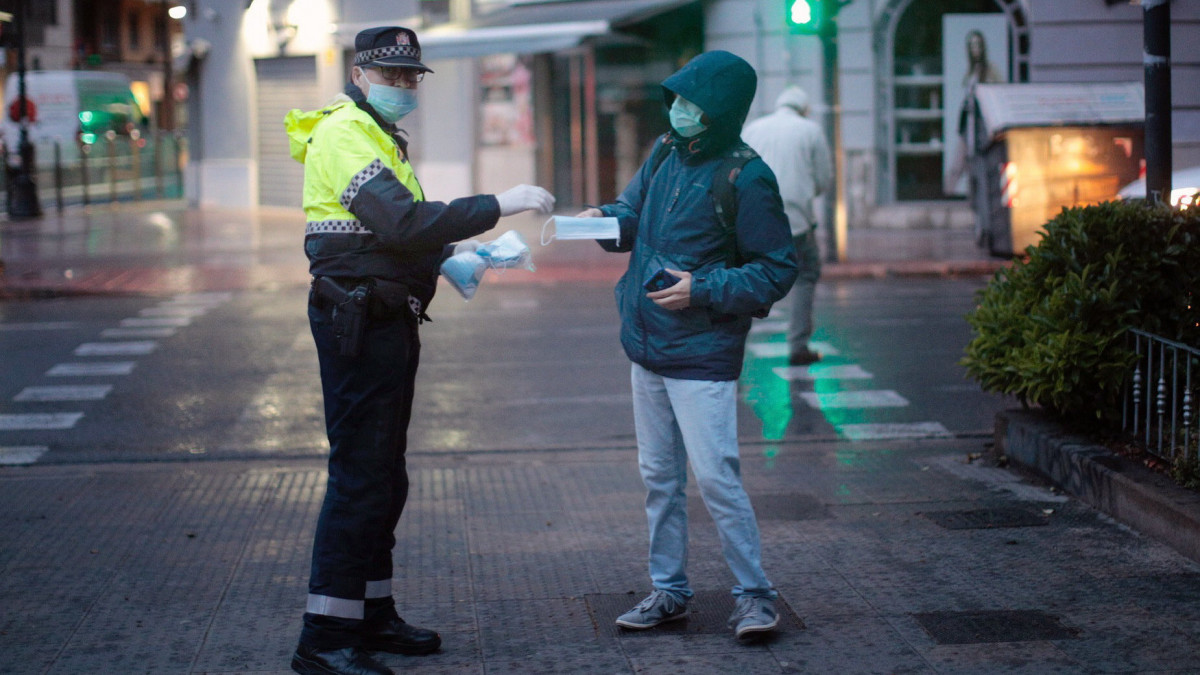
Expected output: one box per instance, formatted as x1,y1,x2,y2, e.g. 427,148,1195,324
741,87,833,236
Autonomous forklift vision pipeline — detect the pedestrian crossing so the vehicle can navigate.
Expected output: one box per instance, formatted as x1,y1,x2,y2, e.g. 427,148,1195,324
0,292,232,464
744,315,953,442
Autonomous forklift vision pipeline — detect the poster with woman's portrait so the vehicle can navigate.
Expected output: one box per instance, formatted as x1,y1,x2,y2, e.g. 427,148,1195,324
942,14,1009,196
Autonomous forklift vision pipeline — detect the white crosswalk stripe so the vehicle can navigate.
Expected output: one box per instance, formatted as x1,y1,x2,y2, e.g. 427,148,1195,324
798,390,909,409
745,341,841,358
15,385,113,402
139,306,210,317
47,362,137,376
120,317,192,328
74,341,157,356
772,364,873,381
101,327,178,338
838,422,952,440
0,446,49,465
0,413,84,430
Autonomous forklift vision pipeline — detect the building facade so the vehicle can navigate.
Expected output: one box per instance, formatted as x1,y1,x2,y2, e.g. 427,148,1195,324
9,1,1196,260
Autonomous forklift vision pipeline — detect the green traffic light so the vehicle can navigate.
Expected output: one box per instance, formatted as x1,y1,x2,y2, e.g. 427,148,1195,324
786,0,827,34
790,0,812,24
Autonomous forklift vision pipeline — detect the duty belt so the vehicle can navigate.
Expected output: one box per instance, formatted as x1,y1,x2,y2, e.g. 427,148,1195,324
309,276,426,322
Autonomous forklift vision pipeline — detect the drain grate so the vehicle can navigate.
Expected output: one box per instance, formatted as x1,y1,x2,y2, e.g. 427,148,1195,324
585,590,804,639
914,610,1079,644
688,493,827,522
749,493,829,521
922,506,1049,530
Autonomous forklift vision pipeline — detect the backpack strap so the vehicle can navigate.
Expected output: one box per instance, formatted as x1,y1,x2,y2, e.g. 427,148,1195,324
647,133,673,178
648,136,759,262
711,142,760,263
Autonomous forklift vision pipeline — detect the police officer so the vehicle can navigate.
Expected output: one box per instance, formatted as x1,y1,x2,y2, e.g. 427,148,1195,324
284,26,554,675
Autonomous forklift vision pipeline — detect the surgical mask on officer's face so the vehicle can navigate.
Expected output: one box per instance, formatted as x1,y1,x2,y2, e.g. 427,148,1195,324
364,78,418,124
669,97,708,138
540,215,620,246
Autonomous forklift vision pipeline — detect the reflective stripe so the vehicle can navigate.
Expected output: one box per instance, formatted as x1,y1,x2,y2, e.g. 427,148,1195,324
307,594,364,619
355,45,420,65
306,220,369,235
340,159,386,210
365,579,391,599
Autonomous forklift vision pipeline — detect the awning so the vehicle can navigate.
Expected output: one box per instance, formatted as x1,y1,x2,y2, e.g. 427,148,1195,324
974,82,1145,141
336,0,695,61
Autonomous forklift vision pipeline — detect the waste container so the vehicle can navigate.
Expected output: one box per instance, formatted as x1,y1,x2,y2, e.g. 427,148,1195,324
968,82,1145,257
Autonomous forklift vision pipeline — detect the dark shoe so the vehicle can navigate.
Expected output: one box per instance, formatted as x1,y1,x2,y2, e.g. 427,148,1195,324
788,349,822,366
291,644,392,675
361,616,442,655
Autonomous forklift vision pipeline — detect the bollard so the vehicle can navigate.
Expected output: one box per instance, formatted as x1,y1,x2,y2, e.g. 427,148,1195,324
131,132,142,201
154,129,164,199
54,141,63,212
80,140,91,206
106,131,117,203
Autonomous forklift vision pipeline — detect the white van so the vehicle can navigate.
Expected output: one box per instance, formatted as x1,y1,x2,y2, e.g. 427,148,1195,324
2,70,149,164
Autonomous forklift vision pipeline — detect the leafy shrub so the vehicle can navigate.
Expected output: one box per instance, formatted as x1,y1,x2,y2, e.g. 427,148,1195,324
962,201,1200,424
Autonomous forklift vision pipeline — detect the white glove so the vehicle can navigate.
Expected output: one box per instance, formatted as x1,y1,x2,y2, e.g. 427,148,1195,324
496,184,556,217
453,239,482,255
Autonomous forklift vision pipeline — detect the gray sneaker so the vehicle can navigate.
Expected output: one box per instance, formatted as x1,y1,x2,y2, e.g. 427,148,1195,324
615,590,688,630
728,596,779,638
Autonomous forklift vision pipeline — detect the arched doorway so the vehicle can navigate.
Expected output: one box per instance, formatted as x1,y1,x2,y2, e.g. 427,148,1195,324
874,0,1029,203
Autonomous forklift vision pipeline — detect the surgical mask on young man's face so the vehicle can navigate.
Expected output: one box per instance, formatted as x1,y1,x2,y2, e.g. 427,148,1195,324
669,97,708,138
365,79,418,124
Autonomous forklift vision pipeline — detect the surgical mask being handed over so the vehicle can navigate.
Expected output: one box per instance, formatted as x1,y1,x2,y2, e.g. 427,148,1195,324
669,97,708,138
364,79,418,124
541,215,620,245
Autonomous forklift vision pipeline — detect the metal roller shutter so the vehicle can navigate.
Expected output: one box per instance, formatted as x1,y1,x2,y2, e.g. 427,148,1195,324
256,56,320,207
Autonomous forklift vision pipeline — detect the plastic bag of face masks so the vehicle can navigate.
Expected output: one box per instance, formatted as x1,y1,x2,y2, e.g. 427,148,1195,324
476,230,535,272
440,251,487,300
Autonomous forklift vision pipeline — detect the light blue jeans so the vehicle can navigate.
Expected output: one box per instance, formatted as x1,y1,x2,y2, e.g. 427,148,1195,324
630,363,777,602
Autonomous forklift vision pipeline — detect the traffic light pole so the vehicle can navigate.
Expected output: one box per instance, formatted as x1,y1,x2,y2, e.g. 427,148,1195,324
788,0,845,262
8,0,41,219
819,20,840,262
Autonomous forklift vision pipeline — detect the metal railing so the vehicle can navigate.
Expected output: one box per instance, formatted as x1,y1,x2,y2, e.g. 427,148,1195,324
1124,328,1200,465
1,131,187,214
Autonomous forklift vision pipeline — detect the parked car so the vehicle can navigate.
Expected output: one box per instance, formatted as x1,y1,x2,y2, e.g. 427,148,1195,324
1118,165,1200,209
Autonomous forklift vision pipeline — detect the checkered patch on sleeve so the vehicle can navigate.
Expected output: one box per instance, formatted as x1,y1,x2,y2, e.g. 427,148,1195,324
340,159,386,210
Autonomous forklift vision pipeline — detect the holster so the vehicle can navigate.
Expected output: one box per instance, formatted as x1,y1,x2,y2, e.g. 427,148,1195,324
313,276,371,357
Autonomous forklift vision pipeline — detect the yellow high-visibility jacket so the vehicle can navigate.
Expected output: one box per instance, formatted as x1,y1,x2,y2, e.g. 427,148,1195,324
284,91,499,312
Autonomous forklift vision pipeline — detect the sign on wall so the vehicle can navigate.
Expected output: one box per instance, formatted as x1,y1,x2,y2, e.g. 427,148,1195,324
942,13,1009,196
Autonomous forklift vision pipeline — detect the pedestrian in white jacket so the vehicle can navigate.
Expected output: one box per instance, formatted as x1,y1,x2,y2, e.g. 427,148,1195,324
742,86,833,365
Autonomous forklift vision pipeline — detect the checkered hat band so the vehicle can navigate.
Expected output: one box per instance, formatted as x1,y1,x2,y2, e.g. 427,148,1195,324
355,45,420,65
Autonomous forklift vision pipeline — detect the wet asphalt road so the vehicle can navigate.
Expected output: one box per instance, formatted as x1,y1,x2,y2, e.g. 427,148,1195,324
0,276,1012,465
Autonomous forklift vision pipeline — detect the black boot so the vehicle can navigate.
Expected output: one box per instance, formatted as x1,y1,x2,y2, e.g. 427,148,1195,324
360,616,442,655
291,644,393,675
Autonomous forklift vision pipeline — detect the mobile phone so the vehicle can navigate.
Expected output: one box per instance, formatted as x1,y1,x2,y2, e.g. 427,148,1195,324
643,268,681,292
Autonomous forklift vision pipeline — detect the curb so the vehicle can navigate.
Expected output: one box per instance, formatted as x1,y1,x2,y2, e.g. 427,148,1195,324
824,259,1009,280
995,408,1200,564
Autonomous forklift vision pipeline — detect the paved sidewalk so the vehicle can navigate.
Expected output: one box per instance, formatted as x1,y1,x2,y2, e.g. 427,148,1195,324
4,437,1200,674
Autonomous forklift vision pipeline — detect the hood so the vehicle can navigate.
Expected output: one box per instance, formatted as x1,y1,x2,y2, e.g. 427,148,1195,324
775,86,809,115
662,51,757,157
284,93,353,163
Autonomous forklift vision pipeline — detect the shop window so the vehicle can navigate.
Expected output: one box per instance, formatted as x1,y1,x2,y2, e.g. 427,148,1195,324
890,0,1023,201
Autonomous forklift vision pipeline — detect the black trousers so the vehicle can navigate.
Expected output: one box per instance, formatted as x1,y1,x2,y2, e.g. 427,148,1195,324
301,300,420,649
